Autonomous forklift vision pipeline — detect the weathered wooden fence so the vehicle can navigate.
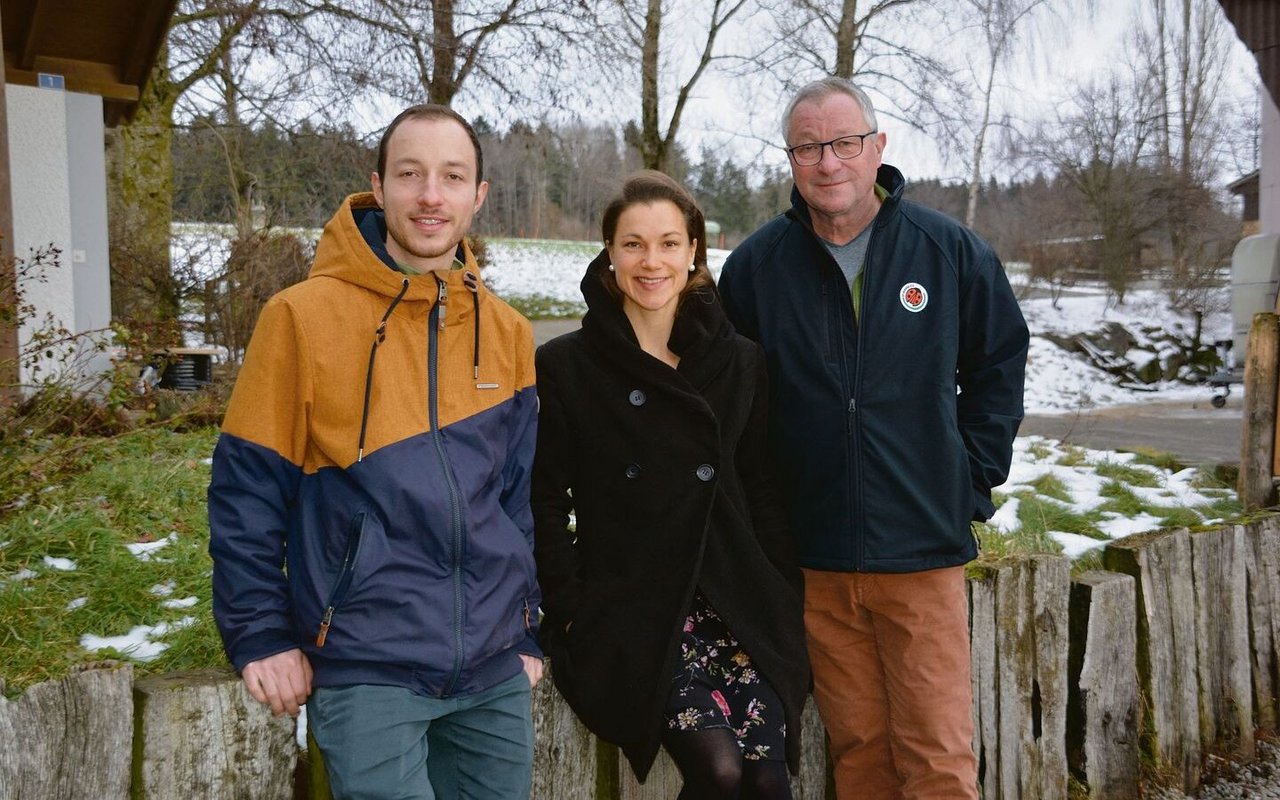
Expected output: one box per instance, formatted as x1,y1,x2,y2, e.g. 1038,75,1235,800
3,515,1279,799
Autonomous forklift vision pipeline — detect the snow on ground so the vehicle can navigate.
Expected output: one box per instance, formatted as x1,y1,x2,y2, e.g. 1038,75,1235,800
80,617,197,663
988,435,1234,547
480,238,1230,416
176,228,1229,417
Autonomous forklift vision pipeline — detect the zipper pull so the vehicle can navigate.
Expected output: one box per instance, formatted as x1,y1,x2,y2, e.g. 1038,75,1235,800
316,606,335,646
523,600,532,630
847,397,856,435
436,278,448,330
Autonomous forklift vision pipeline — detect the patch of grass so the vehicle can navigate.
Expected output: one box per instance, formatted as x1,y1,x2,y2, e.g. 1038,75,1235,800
1194,496,1244,520
1071,549,1106,574
1014,494,1106,540
1129,449,1185,472
488,237,598,258
1097,482,1146,517
1027,473,1073,503
1054,444,1090,467
499,293,586,320
0,427,221,696
1154,507,1204,529
1189,467,1235,491
973,521,1059,562
1025,440,1054,461
1094,461,1160,488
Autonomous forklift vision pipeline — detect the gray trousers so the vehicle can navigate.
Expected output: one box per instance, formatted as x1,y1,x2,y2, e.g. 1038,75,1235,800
309,672,534,799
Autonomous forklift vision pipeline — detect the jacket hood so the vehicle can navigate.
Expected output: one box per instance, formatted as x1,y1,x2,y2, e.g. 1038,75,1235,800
787,163,906,233
310,192,484,302
579,249,735,387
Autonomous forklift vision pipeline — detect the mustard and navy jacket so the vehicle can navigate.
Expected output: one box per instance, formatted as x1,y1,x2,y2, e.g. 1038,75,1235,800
209,192,540,698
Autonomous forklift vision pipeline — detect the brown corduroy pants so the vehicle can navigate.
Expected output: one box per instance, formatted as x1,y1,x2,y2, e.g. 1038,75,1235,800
803,566,977,800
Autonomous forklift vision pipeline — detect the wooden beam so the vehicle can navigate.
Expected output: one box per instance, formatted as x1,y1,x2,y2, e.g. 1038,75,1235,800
5,62,140,103
17,0,49,70
0,6,19,404
1239,312,1279,509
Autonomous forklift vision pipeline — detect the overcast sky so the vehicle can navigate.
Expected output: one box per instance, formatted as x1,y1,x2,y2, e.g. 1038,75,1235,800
670,0,1264,186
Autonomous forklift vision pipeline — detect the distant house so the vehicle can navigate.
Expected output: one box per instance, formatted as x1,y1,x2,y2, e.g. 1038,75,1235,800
1022,234,1157,286
1228,171,1260,237
1218,1,1280,237
0,0,175,396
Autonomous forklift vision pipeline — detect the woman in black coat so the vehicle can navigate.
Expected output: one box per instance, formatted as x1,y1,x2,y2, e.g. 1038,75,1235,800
532,171,810,799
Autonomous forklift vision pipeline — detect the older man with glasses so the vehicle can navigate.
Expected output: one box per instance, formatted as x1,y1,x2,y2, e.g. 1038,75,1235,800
719,77,1029,799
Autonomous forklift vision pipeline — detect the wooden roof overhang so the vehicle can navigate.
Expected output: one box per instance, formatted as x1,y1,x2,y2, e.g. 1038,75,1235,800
1218,0,1280,110
1,0,176,126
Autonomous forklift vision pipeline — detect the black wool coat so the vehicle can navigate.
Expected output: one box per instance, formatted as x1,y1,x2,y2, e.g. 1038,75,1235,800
532,250,810,782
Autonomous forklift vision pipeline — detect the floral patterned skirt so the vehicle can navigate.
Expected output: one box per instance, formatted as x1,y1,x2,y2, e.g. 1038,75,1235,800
664,592,786,761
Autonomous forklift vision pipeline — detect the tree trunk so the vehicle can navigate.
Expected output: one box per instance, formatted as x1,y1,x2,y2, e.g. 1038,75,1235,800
834,0,859,78
430,0,459,104
107,50,181,324
640,0,664,169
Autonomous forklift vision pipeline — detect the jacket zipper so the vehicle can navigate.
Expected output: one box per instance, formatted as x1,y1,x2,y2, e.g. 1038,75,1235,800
819,240,866,572
431,276,468,697
315,510,367,646
851,229,873,572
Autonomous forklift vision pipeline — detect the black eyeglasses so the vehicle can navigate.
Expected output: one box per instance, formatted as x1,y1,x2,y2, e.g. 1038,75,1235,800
785,132,878,166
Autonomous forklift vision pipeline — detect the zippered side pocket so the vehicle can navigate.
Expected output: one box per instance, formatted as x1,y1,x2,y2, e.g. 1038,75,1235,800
316,510,367,647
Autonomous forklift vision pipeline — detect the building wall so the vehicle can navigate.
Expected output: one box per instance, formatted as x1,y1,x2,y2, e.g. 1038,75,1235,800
5,84,111,389
66,92,110,335
1262,90,1280,235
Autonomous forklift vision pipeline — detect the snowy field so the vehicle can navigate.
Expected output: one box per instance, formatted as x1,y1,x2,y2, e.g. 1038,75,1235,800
478,238,1231,416
174,227,1231,418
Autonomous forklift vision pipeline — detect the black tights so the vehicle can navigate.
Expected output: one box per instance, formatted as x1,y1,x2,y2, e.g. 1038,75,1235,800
661,728,793,800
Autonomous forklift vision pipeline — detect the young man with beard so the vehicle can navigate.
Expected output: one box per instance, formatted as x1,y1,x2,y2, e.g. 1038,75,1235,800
209,104,542,799
719,78,1028,799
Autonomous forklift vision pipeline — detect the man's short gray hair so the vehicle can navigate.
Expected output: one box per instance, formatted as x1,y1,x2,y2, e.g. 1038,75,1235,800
780,78,879,145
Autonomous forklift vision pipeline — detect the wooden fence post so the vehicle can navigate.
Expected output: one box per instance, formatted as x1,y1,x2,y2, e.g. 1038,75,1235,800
133,668,296,800
1104,529,1200,792
1190,526,1254,760
1068,571,1139,799
1246,513,1280,733
0,661,134,800
792,698,831,800
967,557,1070,800
1240,312,1279,509
531,667,597,800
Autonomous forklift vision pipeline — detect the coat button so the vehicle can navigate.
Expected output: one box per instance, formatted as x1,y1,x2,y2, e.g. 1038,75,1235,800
625,464,642,478
629,389,647,406
695,464,715,482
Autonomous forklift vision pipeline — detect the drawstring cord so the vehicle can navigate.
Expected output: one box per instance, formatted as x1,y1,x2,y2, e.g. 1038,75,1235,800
464,271,481,380
357,278,410,463
465,271,497,390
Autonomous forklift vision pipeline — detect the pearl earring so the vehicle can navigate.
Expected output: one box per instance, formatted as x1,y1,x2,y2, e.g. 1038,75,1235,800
608,264,615,272
688,263,696,272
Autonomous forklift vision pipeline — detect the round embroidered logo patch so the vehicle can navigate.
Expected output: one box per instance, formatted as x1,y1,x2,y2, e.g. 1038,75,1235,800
899,282,928,313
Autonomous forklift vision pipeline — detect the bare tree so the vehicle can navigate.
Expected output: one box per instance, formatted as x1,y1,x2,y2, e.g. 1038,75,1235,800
1137,0,1240,316
313,0,592,109
754,0,958,144
1025,70,1164,304
108,0,326,325
954,0,1075,228
600,0,751,171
